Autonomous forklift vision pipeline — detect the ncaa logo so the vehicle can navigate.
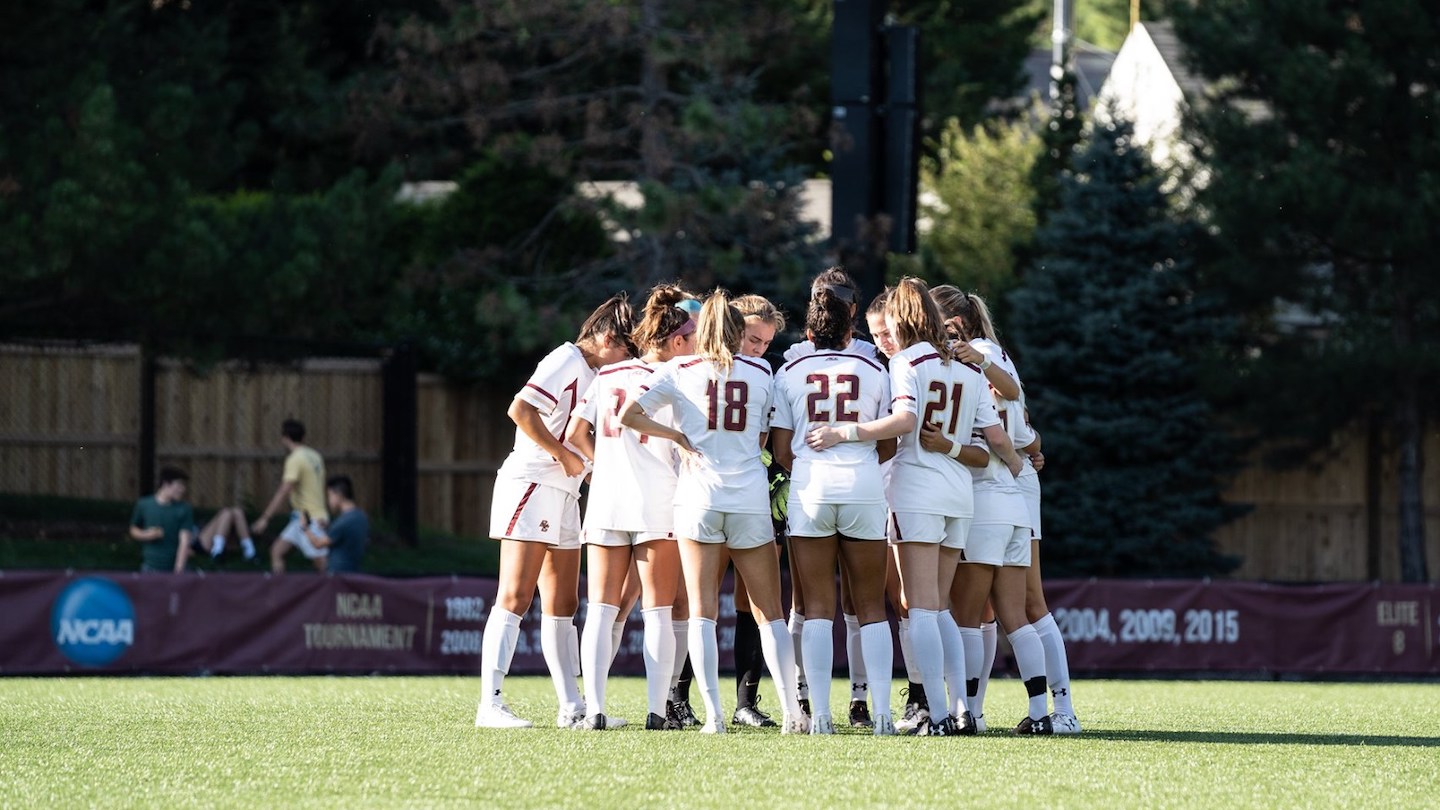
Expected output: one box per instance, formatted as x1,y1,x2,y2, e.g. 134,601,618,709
50,578,136,667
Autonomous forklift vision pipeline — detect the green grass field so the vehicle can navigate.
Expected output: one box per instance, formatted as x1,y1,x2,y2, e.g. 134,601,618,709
2,677,1437,809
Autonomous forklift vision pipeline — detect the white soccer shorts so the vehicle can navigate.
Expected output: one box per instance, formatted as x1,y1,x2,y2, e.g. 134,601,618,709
962,523,1031,567
583,528,675,547
673,507,774,550
786,500,887,541
489,479,581,549
888,512,971,550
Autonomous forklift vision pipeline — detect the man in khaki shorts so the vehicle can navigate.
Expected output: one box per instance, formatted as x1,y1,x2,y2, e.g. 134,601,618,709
252,419,329,573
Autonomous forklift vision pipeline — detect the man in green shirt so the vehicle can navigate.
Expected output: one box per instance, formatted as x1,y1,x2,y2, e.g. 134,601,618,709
129,467,195,573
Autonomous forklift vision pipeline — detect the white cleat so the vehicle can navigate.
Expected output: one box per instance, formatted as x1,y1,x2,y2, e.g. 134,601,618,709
557,704,585,729
897,708,929,736
973,713,987,733
809,713,835,735
782,712,811,735
475,703,533,729
608,715,628,729
1050,712,1082,735
699,721,728,734
872,713,896,736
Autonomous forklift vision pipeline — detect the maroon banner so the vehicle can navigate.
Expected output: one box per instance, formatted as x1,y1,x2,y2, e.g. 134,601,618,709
2,571,1436,675
1044,579,1440,675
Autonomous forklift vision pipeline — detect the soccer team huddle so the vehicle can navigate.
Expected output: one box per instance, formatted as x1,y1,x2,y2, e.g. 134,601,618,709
474,267,1080,737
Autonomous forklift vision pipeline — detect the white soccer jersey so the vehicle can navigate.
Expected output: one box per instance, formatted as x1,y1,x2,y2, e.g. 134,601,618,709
495,342,595,497
783,337,879,364
966,434,1031,528
772,351,890,505
575,361,679,533
970,337,1036,450
886,341,1001,518
634,355,773,514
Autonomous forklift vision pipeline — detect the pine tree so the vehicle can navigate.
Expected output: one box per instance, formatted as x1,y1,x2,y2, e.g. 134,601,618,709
1172,0,1440,582
1008,119,1240,577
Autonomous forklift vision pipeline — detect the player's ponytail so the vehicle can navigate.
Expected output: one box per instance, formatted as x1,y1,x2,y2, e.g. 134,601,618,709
811,266,861,309
631,283,695,352
930,285,998,344
885,277,953,362
577,293,637,358
696,289,744,372
806,287,853,351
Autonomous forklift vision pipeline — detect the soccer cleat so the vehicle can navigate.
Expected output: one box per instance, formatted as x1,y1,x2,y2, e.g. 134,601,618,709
973,713,987,733
475,703,533,729
733,703,778,728
955,710,978,736
848,699,873,729
608,715,628,729
557,705,585,729
669,700,700,728
809,713,835,735
897,706,928,735
782,712,810,735
916,714,959,736
699,720,728,734
872,713,896,736
1013,715,1054,735
1049,712,1082,735
645,712,682,731
580,713,608,730
798,697,812,720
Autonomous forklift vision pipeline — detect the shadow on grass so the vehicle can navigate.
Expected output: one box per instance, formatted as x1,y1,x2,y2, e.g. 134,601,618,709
1083,729,1440,748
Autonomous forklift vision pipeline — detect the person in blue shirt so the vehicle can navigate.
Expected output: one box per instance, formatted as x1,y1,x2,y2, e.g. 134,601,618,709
304,475,369,574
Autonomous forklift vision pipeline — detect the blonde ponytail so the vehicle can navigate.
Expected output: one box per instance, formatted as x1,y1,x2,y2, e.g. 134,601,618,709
696,289,745,371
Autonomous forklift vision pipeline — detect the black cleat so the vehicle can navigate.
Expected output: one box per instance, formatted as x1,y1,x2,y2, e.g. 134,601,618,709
798,697,812,721
645,712,682,730
580,713,607,730
955,710,978,736
1013,715,1054,735
917,715,959,736
669,699,700,728
848,699,873,729
732,695,777,728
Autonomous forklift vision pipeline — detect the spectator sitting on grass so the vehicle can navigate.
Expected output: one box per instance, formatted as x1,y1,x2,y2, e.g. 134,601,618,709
129,467,194,574
303,475,369,574
181,505,257,568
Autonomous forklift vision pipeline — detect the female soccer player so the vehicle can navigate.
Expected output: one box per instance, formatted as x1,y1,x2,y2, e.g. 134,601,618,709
620,291,805,734
475,295,634,730
807,277,1021,736
566,284,697,731
769,287,897,735
930,286,1077,734
724,294,785,728
779,268,879,728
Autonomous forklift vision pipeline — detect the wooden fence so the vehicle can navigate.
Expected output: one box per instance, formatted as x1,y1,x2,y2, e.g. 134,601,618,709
1,342,1435,581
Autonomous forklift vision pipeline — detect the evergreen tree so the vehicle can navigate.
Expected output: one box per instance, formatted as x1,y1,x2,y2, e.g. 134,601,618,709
1172,0,1440,582
1008,119,1241,577
1029,69,1084,227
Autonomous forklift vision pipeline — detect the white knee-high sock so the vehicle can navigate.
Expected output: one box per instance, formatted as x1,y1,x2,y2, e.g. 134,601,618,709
568,620,581,677
788,611,807,700
641,606,674,718
899,617,921,684
1008,624,1049,721
760,619,803,719
844,613,867,701
937,611,968,719
906,609,947,721
977,619,998,712
669,620,689,690
1033,613,1074,715
580,602,620,718
541,614,582,711
610,618,626,666
859,621,894,721
959,626,984,716
480,607,522,707
688,618,722,725
801,618,834,721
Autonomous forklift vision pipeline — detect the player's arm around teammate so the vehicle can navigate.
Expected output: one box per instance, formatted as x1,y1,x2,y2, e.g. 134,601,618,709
621,291,806,735
475,294,635,730
769,287,898,735
564,284,697,731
